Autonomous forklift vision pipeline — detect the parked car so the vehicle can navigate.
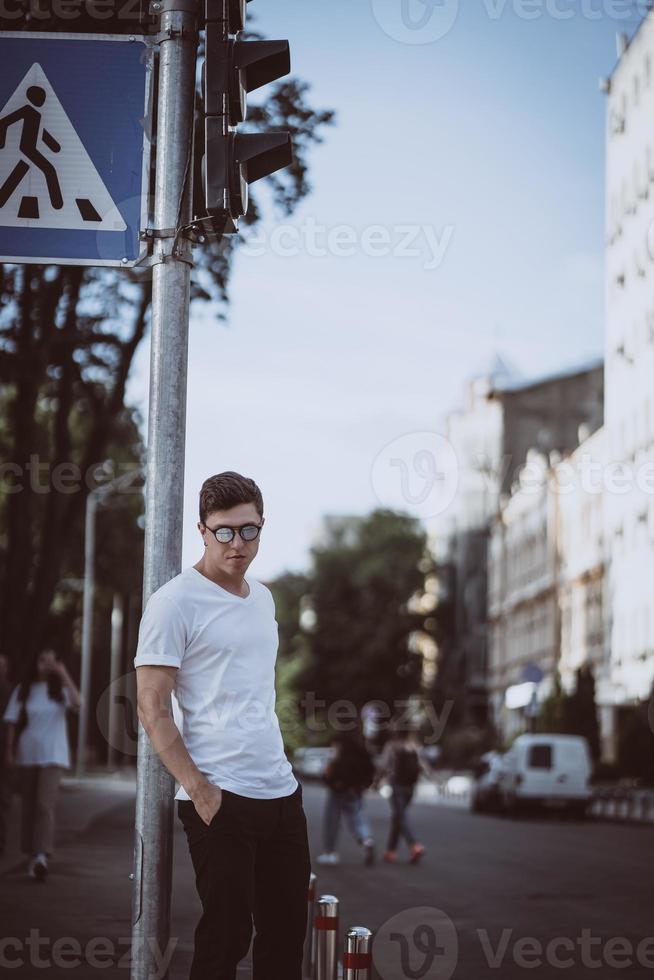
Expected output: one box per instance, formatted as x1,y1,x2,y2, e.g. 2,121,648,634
293,746,332,780
498,734,592,817
470,751,505,813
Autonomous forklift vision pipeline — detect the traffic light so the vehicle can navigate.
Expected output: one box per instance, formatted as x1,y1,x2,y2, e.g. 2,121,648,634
200,0,293,234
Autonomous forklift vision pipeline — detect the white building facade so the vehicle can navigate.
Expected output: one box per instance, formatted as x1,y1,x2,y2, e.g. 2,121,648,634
488,432,609,749
556,427,607,697
488,450,559,741
604,19,654,724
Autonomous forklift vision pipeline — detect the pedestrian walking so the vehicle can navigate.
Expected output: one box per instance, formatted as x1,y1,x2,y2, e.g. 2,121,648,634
316,733,376,867
134,471,311,980
361,702,384,756
377,727,426,864
0,653,13,856
2,649,81,879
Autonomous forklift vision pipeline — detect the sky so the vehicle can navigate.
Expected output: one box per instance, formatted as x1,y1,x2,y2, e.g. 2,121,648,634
127,0,646,581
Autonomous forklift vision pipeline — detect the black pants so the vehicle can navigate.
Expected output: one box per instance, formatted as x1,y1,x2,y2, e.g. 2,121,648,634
177,783,311,980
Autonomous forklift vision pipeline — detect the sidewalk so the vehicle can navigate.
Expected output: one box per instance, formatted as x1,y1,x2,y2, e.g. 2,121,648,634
0,768,251,978
0,767,138,877
411,774,654,823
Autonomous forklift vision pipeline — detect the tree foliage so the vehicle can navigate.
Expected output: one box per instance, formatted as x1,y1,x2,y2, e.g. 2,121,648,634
293,510,431,712
535,666,601,760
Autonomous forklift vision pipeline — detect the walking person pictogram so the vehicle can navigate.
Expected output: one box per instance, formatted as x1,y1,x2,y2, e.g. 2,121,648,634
0,85,63,216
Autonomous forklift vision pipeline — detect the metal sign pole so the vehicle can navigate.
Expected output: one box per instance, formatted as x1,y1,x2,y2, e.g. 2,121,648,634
130,0,199,975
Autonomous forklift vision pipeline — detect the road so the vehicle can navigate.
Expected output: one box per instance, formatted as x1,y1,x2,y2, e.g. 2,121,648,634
301,782,654,979
0,774,652,978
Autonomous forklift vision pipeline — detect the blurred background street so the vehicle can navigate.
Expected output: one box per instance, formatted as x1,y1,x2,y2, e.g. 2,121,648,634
3,2,654,979
1,771,653,978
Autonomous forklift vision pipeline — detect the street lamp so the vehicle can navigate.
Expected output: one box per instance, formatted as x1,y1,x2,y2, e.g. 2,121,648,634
76,468,143,778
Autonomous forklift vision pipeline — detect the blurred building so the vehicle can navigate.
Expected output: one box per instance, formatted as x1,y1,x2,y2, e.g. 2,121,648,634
429,358,603,728
488,449,559,741
604,19,654,755
556,427,607,698
488,426,612,757
488,429,609,748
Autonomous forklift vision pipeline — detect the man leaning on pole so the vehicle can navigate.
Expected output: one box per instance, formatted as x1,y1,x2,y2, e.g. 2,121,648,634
134,471,311,979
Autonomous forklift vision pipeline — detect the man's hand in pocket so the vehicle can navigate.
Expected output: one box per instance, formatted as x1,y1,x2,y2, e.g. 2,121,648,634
190,780,223,826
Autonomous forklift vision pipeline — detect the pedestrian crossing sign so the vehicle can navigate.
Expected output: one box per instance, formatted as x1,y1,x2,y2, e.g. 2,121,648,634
0,33,153,267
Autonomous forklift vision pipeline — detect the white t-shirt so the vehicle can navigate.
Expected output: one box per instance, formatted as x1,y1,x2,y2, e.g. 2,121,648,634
3,681,73,768
133,566,298,802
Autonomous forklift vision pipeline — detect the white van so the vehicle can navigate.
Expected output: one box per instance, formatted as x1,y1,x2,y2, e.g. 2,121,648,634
499,734,592,816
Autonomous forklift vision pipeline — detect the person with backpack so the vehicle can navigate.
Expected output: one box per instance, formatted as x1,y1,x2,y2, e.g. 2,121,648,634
377,726,426,864
316,733,376,867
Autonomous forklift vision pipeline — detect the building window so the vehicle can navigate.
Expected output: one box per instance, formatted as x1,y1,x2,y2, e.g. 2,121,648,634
636,159,649,199
645,400,650,446
633,408,639,456
648,146,654,182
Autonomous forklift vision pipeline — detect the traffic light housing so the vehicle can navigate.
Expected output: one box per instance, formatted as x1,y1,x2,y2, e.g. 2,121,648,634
204,31,290,124
200,0,293,233
204,127,292,218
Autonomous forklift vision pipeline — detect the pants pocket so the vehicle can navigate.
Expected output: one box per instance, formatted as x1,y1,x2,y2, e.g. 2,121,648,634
177,801,211,849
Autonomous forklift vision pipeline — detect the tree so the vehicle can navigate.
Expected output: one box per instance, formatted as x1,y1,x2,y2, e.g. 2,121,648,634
0,265,149,661
296,510,430,713
268,571,311,663
535,666,601,761
0,32,334,661
535,671,567,734
565,665,601,761
616,686,654,785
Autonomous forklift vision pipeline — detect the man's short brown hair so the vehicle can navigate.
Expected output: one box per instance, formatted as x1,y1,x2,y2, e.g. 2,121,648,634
199,471,264,524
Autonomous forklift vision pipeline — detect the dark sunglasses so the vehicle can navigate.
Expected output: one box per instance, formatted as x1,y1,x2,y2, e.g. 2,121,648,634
204,523,262,544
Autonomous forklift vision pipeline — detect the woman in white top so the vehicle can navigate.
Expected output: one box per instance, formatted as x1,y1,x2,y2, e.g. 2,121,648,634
3,649,80,880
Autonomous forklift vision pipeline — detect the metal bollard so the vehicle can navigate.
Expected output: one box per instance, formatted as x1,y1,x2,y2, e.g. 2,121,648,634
343,926,372,979
303,872,317,979
314,895,339,980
